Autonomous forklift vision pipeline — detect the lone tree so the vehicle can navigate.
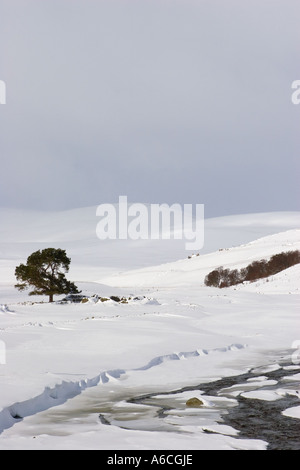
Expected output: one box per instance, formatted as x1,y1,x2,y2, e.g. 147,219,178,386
15,248,80,302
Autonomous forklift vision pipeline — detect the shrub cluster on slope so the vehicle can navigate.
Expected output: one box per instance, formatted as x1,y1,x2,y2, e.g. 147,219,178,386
204,250,300,288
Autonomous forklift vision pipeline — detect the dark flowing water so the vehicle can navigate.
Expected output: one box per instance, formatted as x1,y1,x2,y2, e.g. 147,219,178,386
128,361,300,450
7,353,298,450
192,363,300,450
99,358,300,450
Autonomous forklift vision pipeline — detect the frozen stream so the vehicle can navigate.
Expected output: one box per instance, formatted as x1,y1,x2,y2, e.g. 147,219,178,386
4,354,299,450
125,359,300,450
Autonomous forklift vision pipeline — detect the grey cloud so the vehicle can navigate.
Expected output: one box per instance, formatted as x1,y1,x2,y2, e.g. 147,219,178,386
0,0,299,216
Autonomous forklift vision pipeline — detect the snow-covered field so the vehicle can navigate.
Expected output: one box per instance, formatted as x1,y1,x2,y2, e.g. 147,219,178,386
0,207,299,450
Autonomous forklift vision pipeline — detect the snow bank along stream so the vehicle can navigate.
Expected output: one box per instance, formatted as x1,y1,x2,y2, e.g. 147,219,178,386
1,346,299,450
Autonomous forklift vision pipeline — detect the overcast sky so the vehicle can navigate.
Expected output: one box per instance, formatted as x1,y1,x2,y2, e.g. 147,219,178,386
0,0,299,218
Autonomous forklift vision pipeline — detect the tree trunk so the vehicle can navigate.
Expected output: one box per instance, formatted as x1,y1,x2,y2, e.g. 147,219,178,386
49,293,54,303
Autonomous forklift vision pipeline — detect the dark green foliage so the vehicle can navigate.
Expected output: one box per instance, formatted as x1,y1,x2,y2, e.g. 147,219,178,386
15,248,80,302
204,250,300,288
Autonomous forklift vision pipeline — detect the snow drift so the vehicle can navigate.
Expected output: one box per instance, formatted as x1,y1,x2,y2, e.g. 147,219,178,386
0,207,299,450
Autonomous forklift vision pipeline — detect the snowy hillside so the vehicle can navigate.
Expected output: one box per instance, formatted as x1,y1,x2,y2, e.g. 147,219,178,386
0,207,299,283
99,229,300,291
0,208,299,450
